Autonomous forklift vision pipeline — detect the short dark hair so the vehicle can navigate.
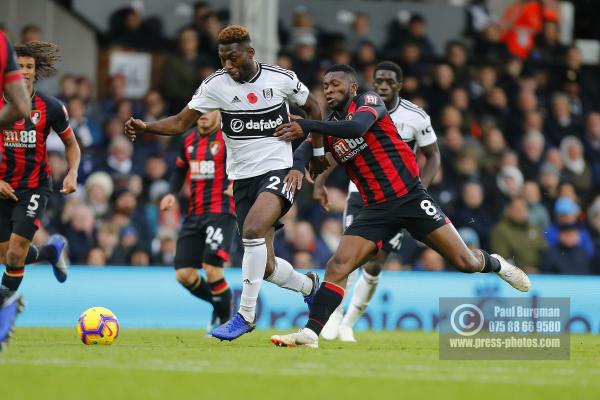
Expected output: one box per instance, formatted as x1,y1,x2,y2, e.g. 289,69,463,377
218,25,251,45
325,64,358,82
374,61,403,82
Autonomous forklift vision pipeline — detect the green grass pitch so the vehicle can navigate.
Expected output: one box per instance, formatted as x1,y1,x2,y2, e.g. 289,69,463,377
1,328,599,400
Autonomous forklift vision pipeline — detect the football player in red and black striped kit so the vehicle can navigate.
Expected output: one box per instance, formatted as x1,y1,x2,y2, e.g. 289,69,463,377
160,111,236,331
0,29,31,351
270,64,531,348
0,42,81,298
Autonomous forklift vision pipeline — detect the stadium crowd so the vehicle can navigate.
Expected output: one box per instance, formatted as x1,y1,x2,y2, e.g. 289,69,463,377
5,1,600,274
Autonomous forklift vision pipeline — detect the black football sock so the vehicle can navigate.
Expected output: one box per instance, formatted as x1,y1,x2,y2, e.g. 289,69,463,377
305,282,345,335
24,245,57,264
2,265,25,291
209,278,232,321
479,250,501,273
182,276,213,303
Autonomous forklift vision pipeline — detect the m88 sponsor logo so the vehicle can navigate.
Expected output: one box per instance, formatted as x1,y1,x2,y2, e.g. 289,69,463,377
3,129,38,148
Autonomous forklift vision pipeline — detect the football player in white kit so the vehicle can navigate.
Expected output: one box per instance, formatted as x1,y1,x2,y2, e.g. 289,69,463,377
315,61,441,342
125,26,329,341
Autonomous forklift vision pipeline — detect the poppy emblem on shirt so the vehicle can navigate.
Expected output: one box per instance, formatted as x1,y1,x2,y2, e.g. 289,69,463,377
263,88,273,101
30,110,41,125
209,141,221,156
247,92,258,104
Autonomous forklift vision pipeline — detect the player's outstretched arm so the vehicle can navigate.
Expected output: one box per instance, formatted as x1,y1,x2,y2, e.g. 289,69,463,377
0,79,31,126
124,106,201,141
275,111,376,140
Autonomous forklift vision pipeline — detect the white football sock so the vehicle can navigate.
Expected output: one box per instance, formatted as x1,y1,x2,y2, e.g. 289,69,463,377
265,257,313,296
341,270,380,328
238,238,267,323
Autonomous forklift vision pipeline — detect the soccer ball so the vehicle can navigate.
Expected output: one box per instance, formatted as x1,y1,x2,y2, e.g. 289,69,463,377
77,306,119,345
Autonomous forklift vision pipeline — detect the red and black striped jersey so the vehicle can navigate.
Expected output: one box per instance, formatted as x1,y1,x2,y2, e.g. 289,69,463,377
176,128,234,216
325,91,420,206
0,30,22,92
0,90,73,189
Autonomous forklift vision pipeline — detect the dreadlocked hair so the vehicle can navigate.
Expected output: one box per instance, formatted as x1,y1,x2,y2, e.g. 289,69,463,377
218,25,251,45
14,41,61,81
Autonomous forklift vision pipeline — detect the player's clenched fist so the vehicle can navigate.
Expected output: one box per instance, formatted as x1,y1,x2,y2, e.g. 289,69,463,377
124,117,147,141
160,193,177,211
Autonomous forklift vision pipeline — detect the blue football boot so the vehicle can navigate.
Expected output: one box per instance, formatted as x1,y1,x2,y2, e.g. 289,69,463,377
47,234,70,283
211,312,255,341
0,289,25,351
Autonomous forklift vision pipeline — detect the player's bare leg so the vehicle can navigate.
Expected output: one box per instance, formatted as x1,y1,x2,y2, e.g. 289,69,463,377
271,235,376,348
336,249,388,342
423,224,531,291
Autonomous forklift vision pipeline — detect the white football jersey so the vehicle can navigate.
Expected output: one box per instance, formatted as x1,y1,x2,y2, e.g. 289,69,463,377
188,62,310,180
348,97,437,193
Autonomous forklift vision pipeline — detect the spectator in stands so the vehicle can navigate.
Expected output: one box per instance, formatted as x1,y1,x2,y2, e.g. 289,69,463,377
530,20,567,66
161,27,211,114
499,0,556,60
63,203,97,263
96,222,120,264
84,172,114,219
99,74,141,122
473,23,510,65
20,24,42,43
544,93,584,147
559,46,599,111
67,96,102,148
490,196,547,273
291,32,319,89
107,6,169,50
560,136,593,202
405,14,435,59
587,199,600,273
445,41,469,86
519,129,546,180
398,41,428,82
540,223,592,275
425,63,455,120
98,136,137,178
346,12,374,50
449,87,475,134
454,181,493,249
523,181,551,230
57,73,77,103
583,112,600,187
545,197,595,258
153,228,177,265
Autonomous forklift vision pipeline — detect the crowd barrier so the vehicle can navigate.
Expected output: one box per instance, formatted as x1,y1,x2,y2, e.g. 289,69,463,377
16,266,600,334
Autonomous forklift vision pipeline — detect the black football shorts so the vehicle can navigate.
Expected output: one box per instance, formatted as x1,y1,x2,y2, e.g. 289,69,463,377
0,185,50,242
174,213,237,269
344,185,449,250
232,168,295,234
